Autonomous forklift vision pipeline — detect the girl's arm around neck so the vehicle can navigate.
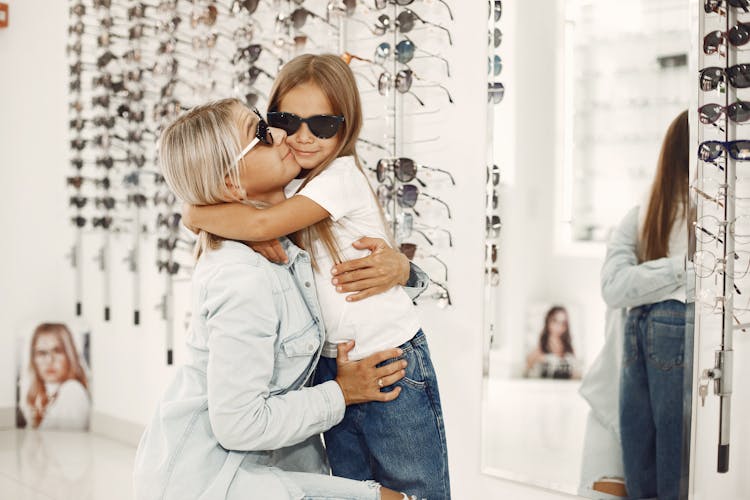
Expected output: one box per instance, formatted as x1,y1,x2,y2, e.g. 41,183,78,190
184,195,330,241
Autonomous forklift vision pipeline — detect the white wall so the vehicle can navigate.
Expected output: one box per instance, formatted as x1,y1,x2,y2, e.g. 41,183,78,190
0,1,587,499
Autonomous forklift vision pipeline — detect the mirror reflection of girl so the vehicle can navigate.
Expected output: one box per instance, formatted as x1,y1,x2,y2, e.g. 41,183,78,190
183,54,450,499
617,110,689,500
22,323,90,430
525,306,581,379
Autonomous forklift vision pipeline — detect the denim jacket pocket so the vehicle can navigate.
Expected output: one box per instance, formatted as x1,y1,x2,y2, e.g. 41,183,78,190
270,321,320,392
646,319,685,371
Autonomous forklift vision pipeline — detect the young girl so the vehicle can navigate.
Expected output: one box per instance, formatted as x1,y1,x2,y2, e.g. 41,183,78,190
184,54,451,499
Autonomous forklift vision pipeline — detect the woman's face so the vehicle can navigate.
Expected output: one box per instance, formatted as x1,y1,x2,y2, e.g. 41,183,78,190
33,333,69,384
234,105,301,199
547,311,568,338
277,81,341,170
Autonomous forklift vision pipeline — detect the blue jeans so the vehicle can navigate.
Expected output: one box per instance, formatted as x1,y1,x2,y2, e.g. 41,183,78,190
620,300,686,500
314,330,451,500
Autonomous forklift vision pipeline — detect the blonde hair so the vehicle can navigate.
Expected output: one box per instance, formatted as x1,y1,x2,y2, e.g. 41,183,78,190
158,98,250,259
268,54,394,269
26,324,88,428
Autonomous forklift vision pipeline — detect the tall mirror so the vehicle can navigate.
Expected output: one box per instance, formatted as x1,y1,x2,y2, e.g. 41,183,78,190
481,0,695,498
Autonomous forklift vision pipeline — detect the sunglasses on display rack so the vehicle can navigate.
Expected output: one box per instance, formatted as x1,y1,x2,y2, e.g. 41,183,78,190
378,183,452,219
127,193,148,208
399,244,449,281
489,27,502,48
374,11,453,46
488,0,502,21
230,0,261,14
375,0,454,21
232,43,264,66
376,158,456,185
703,24,750,55
156,213,183,230
487,164,500,185
70,195,88,209
153,191,177,206
276,7,333,30
156,260,182,275
326,0,357,18
266,111,344,139
486,214,501,238
158,236,193,251
488,82,505,103
377,69,454,105
699,65,750,91
488,55,502,76
374,39,451,77
396,212,453,247
92,216,114,229
698,140,750,161
96,196,117,210
700,101,750,124
191,4,218,28
705,0,750,13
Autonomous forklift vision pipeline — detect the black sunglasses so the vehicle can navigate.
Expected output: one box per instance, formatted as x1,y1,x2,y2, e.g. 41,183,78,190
375,0,453,20
704,24,750,54
377,158,455,185
374,11,453,45
698,140,750,162
267,111,344,139
705,0,750,13
700,101,750,124
700,65,750,91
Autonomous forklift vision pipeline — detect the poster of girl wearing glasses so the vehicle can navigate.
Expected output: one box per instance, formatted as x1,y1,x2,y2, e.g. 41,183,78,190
16,322,91,431
524,305,582,380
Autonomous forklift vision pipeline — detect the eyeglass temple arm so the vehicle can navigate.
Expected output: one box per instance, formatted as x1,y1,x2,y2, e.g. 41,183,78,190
420,165,456,185
436,0,454,20
426,254,448,282
422,192,451,219
429,279,452,305
408,91,426,106
422,18,453,45
414,229,434,246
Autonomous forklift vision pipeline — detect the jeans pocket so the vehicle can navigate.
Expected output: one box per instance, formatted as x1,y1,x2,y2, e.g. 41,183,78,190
394,348,428,391
647,319,685,371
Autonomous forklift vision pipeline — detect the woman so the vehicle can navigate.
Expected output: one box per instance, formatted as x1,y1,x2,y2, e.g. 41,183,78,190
525,306,580,379
616,110,689,500
132,99,426,500
22,323,90,430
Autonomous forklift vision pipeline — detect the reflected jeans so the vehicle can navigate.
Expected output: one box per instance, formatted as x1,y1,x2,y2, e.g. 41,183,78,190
619,300,686,500
314,330,451,500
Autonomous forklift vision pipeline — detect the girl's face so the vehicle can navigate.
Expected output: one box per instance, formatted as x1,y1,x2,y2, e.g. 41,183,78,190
547,311,568,338
277,81,341,170
234,105,301,199
33,333,69,384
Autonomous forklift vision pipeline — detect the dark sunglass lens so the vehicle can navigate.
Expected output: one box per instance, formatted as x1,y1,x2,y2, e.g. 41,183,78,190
705,0,722,12
395,71,413,93
396,11,415,32
291,9,308,29
395,40,415,64
698,141,724,161
400,243,416,260
699,103,724,124
307,116,343,139
267,112,302,136
494,27,502,47
729,23,750,46
375,0,387,8
729,140,750,160
493,55,503,75
397,184,418,207
495,0,502,21
704,31,724,54
727,64,750,88
394,158,417,182
488,82,505,103
699,67,724,91
377,73,390,96
728,101,750,122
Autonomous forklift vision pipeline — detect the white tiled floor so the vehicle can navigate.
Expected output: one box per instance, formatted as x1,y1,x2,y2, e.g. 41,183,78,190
0,429,135,500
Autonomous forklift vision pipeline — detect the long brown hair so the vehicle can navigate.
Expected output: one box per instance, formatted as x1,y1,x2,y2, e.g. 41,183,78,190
268,54,393,269
539,306,574,355
26,324,88,428
639,110,689,262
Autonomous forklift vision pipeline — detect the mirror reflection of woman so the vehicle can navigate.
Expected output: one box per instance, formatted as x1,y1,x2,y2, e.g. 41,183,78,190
525,306,581,379
22,323,90,430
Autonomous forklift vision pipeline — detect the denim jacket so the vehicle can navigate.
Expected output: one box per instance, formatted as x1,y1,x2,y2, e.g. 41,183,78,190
133,239,428,500
580,206,694,434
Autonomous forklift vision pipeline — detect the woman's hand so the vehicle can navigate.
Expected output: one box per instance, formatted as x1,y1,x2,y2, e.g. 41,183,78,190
247,239,289,264
334,341,406,405
330,237,410,302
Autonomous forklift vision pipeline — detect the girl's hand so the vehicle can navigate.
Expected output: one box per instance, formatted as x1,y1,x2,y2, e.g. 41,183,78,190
334,341,406,405
247,239,289,264
330,237,410,302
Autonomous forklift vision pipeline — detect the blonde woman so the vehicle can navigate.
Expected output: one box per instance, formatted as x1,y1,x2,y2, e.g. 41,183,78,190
133,98,425,500
22,323,90,430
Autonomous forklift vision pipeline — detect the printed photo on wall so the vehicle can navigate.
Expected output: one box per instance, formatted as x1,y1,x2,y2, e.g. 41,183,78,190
523,304,582,380
15,321,91,431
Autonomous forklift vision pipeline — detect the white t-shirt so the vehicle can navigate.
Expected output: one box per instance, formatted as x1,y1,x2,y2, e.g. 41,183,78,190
296,156,421,360
22,380,91,431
